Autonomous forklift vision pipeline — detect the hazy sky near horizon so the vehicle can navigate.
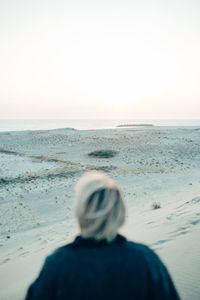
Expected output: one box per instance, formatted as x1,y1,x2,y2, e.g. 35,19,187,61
0,0,200,119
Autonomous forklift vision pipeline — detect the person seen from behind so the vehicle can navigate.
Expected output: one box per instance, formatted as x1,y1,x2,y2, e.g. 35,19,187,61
25,171,180,300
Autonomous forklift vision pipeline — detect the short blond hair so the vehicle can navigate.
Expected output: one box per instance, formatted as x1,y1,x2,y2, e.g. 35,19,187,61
75,172,126,242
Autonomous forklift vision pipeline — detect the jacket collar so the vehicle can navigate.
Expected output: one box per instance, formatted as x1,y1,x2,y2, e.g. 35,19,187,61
73,234,126,248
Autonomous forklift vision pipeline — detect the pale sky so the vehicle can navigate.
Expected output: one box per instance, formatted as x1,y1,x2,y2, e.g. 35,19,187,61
0,0,200,119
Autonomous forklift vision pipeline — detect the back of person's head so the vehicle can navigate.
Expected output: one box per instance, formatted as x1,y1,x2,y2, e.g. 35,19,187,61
75,171,126,242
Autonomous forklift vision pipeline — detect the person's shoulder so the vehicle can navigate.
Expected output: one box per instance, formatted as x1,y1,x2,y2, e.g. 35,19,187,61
45,239,76,265
124,237,160,262
125,237,152,253
126,238,167,271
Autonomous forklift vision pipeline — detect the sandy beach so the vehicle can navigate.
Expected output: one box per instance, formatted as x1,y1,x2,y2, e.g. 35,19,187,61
0,126,200,300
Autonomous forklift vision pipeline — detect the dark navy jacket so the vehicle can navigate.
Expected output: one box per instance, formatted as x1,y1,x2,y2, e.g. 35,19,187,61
25,234,180,300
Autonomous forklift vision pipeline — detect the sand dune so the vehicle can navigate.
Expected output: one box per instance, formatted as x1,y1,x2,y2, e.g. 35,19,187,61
0,126,200,299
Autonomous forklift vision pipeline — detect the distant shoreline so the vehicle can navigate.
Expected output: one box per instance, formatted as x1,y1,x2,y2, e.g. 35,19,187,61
1,120,200,132
116,124,154,127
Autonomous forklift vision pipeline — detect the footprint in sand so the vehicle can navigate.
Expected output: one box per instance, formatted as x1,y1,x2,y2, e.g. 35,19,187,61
189,219,200,226
151,239,170,250
191,197,200,203
166,214,174,220
19,251,29,256
147,221,155,225
173,226,190,237
1,258,11,264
